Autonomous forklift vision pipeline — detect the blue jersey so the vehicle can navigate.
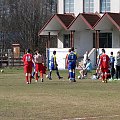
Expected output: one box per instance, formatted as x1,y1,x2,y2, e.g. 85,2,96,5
110,55,115,67
86,62,92,71
110,56,115,63
68,51,77,69
50,55,57,70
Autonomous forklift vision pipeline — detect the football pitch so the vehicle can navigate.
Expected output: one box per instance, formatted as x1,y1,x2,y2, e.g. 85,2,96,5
0,67,120,120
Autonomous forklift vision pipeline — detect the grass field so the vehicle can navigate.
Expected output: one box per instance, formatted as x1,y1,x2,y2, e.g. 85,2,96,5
0,67,120,120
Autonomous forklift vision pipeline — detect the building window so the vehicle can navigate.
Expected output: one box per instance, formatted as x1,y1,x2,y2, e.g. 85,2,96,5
83,0,94,13
63,34,70,48
100,0,110,13
93,33,112,48
64,0,74,13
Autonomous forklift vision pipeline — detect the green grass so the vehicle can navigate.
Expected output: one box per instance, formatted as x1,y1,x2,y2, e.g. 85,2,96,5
0,67,120,120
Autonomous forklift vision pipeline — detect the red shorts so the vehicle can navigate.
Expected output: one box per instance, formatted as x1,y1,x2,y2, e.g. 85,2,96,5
42,65,46,74
101,68,109,73
36,63,44,73
24,64,32,73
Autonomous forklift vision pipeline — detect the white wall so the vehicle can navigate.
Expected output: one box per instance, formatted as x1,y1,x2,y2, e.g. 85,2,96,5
94,0,100,13
47,48,70,70
57,0,84,16
57,30,71,48
111,0,120,13
112,30,120,48
74,0,83,16
57,0,64,14
74,30,93,56
57,0,120,16
57,35,63,48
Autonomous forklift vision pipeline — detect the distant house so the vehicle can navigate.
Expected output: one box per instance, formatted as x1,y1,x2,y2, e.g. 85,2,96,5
94,13,120,48
39,0,120,68
68,13,100,55
38,14,75,48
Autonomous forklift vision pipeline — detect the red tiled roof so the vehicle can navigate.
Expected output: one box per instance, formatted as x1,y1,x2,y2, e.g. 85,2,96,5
107,13,120,29
38,14,75,35
68,13,101,30
81,13,101,27
56,14,75,28
38,14,56,35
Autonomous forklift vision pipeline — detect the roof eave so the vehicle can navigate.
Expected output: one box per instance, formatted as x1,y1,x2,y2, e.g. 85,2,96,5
38,14,56,36
106,13,120,31
55,15,68,30
80,15,93,30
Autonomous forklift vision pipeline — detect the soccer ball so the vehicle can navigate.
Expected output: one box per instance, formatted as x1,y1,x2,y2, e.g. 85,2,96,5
78,75,81,79
46,74,49,78
1,69,4,73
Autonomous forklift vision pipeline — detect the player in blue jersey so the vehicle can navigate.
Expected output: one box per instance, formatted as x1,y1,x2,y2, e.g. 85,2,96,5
68,47,77,82
109,52,115,80
48,50,63,80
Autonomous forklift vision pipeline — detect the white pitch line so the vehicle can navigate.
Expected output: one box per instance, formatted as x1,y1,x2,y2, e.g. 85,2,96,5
63,114,120,120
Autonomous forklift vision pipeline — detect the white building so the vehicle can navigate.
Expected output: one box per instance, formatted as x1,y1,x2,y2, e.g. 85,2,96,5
39,0,120,69
58,0,120,16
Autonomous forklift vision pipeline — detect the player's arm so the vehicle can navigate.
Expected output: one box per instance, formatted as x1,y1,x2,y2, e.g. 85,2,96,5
97,57,101,69
32,58,35,64
31,54,35,64
22,55,25,62
65,54,68,65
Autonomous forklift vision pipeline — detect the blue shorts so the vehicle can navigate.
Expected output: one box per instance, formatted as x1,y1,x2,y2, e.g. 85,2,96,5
68,62,76,70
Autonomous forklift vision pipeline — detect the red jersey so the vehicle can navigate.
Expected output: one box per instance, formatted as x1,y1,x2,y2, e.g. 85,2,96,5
22,53,33,65
100,53,110,69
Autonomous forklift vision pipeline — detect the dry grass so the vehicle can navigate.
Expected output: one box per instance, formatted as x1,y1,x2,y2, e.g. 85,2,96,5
0,67,120,120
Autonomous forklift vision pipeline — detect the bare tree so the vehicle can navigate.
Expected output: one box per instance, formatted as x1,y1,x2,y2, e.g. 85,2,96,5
0,0,57,51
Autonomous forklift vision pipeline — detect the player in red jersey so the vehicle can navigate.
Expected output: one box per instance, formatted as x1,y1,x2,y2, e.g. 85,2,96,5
98,49,110,83
22,48,33,84
34,50,45,82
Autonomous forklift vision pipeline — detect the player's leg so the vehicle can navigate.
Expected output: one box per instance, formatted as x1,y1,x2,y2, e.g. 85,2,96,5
29,65,32,84
25,73,29,84
69,69,74,81
24,65,29,84
69,69,72,80
35,64,39,82
72,63,76,80
118,66,120,80
103,69,108,83
40,64,44,82
68,63,73,81
73,62,76,81
101,69,105,82
68,63,74,81
79,70,82,79
40,72,43,82
104,72,108,83
115,65,118,79
111,66,114,79
32,64,36,78
81,69,85,78
48,70,52,80
56,67,63,79
101,73,105,82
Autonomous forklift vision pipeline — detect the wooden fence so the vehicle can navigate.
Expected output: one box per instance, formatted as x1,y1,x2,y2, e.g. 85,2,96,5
0,49,24,67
